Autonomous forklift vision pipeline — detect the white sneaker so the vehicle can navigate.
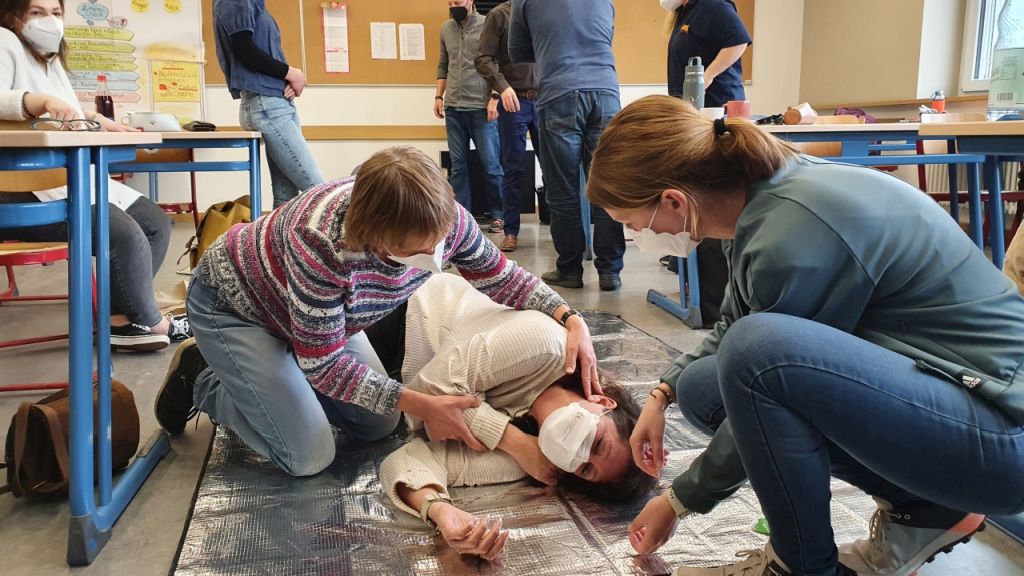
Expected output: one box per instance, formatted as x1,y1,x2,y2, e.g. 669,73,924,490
674,542,794,576
839,499,986,576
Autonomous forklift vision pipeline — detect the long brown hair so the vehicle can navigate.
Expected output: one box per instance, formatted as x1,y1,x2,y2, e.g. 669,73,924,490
0,0,69,70
587,95,797,219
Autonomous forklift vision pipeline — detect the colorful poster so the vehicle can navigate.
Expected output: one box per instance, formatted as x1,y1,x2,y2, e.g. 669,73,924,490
152,61,201,103
65,0,203,122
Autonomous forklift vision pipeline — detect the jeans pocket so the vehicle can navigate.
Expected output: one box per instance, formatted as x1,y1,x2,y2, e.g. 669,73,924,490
255,95,296,121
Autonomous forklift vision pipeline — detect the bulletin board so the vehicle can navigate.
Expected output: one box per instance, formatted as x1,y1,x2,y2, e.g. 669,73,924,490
201,0,754,86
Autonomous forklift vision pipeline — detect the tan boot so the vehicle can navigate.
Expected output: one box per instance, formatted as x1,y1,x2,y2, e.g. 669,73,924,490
500,234,518,252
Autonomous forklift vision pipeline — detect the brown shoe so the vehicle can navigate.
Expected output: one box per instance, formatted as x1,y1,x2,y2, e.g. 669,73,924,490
500,234,518,252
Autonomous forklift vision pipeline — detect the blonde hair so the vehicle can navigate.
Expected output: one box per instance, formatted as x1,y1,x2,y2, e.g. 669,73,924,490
345,146,456,251
587,96,798,220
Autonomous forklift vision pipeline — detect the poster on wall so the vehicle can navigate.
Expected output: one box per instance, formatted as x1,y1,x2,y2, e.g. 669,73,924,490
64,0,204,123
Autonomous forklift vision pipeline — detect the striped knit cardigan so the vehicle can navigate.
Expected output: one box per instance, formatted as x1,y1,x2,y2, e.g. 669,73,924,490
198,177,567,416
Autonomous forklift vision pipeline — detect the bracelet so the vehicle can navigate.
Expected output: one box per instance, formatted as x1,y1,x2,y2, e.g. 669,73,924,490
649,387,671,409
419,492,453,531
434,96,444,100
20,91,34,119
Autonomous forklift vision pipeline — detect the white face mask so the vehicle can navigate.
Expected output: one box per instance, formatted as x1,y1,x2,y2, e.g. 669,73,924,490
386,239,445,274
624,203,701,257
660,0,685,12
22,15,64,54
538,402,600,473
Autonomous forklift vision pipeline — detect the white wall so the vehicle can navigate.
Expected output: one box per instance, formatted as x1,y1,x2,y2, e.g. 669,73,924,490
137,1,807,211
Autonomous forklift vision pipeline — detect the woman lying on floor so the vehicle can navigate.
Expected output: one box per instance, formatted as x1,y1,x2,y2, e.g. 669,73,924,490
372,273,656,560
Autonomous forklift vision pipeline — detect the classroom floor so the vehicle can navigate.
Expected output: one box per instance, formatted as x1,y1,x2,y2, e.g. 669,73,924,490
1,215,1022,575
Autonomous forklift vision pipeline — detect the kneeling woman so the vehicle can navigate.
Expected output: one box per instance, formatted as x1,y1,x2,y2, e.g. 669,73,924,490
588,96,1024,576
374,274,655,561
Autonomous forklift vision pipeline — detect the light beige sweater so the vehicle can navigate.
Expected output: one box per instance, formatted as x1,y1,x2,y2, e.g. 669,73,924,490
379,273,567,518
1006,226,1024,297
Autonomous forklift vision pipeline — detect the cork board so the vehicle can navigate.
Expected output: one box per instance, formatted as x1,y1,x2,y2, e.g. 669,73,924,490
202,0,754,86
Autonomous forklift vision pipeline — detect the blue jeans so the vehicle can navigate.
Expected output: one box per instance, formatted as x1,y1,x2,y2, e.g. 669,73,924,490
445,107,503,219
537,90,625,276
186,277,401,477
239,92,325,208
677,313,1024,575
497,98,540,236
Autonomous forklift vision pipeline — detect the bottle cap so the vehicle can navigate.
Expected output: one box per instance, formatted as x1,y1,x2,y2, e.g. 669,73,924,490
97,74,107,81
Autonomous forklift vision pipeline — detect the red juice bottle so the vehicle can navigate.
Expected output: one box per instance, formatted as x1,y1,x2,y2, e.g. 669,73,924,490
95,74,115,120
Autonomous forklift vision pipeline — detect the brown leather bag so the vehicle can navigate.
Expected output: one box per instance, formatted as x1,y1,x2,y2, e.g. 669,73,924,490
0,380,140,498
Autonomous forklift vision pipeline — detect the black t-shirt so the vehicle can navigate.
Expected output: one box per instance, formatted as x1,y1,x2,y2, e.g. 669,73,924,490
667,0,752,107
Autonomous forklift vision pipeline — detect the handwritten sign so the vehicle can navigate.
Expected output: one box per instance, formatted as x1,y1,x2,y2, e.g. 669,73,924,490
151,61,201,103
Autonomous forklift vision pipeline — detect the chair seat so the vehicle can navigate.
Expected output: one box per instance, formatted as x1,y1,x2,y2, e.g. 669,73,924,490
0,242,68,264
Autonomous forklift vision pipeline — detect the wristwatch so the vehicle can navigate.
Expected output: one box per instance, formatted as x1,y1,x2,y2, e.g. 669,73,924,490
490,92,500,100
419,492,454,531
666,487,691,518
559,308,582,327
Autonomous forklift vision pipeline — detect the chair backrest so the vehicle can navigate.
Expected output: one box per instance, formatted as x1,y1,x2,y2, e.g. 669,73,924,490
0,169,67,193
792,115,865,157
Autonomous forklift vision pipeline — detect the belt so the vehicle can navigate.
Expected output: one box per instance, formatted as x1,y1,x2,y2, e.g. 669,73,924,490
516,89,538,100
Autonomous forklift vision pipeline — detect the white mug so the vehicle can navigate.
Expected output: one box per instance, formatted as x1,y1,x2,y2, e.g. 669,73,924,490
699,107,725,120
119,111,181,132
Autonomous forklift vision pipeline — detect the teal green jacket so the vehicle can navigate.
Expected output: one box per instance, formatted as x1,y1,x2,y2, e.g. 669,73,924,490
667,155,1024,514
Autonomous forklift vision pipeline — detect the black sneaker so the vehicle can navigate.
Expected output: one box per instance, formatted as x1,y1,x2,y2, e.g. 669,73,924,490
165,313,192,342
598,274,621,291
541,269,583,289
111,322,170,352
155,338,207,435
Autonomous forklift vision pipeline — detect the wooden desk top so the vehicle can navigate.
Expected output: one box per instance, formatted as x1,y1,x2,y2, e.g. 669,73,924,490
0,130,160,148
160,130,261,140
762,123,920,134
918,121,1024,137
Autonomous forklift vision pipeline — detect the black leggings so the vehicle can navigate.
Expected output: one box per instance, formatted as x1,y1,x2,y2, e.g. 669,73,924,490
363,301,407,382
0,194,171,326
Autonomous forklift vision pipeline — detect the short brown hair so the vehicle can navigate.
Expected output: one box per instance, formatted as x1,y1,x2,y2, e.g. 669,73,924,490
587,95,798,216
345,146,456,251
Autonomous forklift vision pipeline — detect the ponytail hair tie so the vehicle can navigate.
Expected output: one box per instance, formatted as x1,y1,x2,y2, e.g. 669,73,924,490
713,117,729,137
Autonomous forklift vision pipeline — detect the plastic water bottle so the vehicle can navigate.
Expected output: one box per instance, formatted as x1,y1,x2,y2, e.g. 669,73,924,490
682,57,705,109
987,0,1024,120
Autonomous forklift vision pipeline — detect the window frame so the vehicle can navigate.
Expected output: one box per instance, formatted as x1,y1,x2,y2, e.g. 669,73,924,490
960,0,1003,93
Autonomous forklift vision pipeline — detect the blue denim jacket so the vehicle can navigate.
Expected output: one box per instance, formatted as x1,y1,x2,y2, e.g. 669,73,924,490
213,0,287,99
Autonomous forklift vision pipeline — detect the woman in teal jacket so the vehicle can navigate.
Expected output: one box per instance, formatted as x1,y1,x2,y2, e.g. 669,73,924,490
587,95,1024,576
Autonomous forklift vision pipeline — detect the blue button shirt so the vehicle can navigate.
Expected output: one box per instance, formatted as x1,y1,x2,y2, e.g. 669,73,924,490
213,0,287,99
667,0,751,107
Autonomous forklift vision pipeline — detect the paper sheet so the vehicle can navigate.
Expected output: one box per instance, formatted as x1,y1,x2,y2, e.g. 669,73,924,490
399,23,426,61
323,4,350,74
370,22,398,60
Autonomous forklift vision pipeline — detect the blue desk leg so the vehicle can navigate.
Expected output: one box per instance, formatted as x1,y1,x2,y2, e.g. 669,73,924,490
946,141,959,223
580,166,593,261
984,156,1005,267
67,148,171,566
66,147,110,565
248,138,262,218
967,162,983,249
647,249,703,329
148,172,158,204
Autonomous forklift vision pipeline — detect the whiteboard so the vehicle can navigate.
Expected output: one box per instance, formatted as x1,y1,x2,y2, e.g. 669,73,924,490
64,0,204,123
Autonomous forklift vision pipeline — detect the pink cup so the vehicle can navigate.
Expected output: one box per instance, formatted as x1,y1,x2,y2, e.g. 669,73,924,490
725,100,752,119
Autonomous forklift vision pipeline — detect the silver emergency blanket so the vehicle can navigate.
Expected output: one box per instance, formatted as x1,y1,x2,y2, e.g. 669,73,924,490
174,312,873,575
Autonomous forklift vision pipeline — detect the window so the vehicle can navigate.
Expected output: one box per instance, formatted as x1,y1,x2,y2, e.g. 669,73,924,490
960,0,1005,92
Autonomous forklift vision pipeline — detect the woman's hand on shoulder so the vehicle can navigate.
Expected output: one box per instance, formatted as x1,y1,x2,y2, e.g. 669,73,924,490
563,314,602,396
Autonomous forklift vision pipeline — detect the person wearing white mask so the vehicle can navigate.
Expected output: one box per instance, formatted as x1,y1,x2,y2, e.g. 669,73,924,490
586,96,1024,576
374,273,654,561
156,146,603,482
0,0,191,351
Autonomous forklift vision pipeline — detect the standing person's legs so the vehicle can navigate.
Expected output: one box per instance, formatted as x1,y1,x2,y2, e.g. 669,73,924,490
498,100,531,239
537,91,586,281
445,108,474,214
717,314,1024,575
582,90,625,281
239,93,325,208
469,109,504,223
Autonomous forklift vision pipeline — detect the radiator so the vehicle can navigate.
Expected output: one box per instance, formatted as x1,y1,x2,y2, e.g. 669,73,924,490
921,161,1021,219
